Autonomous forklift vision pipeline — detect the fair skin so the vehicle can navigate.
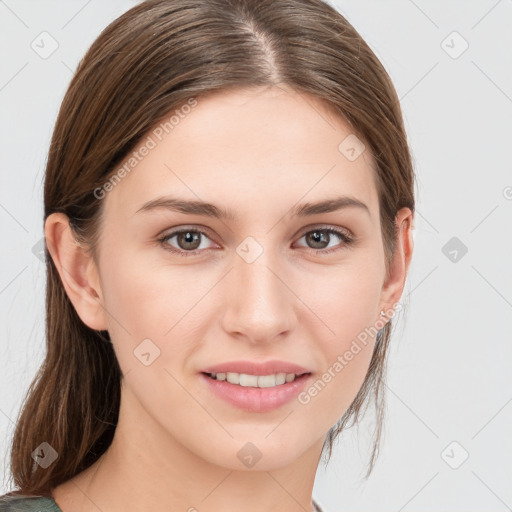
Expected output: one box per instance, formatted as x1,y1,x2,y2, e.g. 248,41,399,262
46,85,413,512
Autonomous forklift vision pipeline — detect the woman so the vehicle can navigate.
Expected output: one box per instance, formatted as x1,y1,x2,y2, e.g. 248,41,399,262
0,0,415,510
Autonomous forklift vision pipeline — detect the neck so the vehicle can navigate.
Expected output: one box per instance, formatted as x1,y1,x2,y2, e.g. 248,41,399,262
53,383,325,512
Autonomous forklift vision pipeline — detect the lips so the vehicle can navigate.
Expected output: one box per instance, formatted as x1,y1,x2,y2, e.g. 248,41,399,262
200,371,312,413
200,360,311,376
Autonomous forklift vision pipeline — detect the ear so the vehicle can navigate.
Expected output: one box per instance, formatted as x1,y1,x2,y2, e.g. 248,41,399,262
44,212,108,331
378,207,414,316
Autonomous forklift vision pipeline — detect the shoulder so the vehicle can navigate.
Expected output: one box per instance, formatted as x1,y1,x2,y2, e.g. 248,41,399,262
0,494,62,512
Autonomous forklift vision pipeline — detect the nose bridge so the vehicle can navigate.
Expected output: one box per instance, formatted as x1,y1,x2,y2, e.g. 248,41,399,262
222,241,295,342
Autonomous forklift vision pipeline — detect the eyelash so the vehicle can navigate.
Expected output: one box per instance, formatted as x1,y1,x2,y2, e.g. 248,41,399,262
157,225,354,257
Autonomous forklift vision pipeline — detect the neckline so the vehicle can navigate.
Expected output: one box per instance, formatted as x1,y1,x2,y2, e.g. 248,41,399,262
2,493,323,512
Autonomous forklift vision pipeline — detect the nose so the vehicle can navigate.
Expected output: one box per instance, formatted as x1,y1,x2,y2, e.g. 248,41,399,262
221,247,297,344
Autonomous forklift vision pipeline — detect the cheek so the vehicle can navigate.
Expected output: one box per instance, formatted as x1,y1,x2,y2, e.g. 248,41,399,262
97,245,214,373
297,340,375,436
292,266,382,423
297,254,384,342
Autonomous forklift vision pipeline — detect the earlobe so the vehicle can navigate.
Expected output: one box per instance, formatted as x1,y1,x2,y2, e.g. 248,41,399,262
44,213,108,331
378,207,414,316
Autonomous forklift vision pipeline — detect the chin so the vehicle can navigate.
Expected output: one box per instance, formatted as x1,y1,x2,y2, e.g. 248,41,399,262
190,430,319,471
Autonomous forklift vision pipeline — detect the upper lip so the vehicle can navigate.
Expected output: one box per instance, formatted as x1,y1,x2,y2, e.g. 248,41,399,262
201,360,312,376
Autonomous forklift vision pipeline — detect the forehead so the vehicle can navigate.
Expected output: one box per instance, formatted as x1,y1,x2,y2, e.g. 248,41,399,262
103,85,379,220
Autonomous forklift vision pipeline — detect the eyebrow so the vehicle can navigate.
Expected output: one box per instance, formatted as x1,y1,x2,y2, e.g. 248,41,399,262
135,195,370,220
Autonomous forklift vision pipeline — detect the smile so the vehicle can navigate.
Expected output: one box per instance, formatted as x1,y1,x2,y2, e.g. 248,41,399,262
200,372,312,413
206,371,304,387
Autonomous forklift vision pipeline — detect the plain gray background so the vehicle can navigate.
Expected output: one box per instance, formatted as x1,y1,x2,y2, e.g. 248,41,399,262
1,1,511,511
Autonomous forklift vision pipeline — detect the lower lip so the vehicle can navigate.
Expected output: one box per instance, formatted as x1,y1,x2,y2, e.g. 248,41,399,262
200,373,312,413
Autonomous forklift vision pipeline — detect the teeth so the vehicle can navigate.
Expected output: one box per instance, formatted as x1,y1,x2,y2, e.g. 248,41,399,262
226,372,240,385
210,372,300,388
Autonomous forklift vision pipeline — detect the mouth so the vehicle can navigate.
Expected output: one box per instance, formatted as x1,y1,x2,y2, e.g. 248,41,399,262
201,371,311,388
199,370,313,413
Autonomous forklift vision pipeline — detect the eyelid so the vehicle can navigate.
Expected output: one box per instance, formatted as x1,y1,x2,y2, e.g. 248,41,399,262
157,225,220,254
295,223,353,240
292,225,354,254
157,223,355,256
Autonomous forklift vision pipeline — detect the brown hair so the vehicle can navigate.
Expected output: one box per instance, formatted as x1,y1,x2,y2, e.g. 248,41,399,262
3,0,415,497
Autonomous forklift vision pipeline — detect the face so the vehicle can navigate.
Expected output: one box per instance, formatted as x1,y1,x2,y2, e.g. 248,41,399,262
72,85,402,470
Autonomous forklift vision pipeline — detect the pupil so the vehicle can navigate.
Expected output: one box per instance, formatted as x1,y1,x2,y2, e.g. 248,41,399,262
308,230,328,249
180,231,200,249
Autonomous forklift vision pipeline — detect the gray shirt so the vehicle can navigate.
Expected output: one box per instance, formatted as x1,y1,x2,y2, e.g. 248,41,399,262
0,494,325,511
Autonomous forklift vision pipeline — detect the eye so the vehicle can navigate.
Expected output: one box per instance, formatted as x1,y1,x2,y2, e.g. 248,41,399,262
158,228,218,257
294,226,354,254
157,225,354,257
